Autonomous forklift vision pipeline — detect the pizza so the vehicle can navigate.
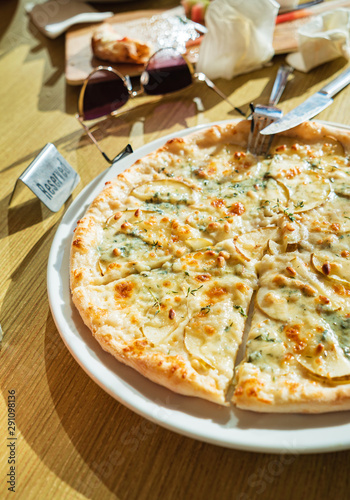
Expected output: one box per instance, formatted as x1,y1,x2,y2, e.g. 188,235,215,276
70,119,350,413
91,24,153,65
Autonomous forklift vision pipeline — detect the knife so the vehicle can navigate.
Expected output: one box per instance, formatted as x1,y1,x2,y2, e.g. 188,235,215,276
260,67,350,135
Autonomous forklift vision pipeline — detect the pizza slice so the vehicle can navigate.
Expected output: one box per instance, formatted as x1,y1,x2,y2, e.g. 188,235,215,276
233,253,350,413
92,24,153,65
72,264,256,405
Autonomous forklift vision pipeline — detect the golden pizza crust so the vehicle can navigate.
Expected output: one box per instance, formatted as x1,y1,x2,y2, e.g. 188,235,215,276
71,119,350,411
91,24,153,64
233,361,350,414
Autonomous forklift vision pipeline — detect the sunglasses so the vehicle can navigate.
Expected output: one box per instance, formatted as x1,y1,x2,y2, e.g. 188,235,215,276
76,47,245,164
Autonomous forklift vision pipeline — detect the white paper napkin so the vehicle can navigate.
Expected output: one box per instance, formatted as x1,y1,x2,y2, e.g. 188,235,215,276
26,1,113,39
286,9,350,72
196,0,280,80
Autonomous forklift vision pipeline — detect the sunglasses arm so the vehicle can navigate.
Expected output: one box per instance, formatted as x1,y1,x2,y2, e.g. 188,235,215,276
76,114,134,166
76,115,134,166
194,73,245,117
111,144,133,165
76,114,116,164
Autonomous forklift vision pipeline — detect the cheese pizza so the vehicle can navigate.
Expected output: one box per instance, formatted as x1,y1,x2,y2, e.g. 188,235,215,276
70,120,350,412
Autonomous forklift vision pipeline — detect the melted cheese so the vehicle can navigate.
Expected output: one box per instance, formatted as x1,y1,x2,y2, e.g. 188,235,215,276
71,121,350,409
245,254,350,383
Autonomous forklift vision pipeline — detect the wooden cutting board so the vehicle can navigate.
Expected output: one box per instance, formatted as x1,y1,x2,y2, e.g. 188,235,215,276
64,8,324,86
65,10,163,86
273,15,312,54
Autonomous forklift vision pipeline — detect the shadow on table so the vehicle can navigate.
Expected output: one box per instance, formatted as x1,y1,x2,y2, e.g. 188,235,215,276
0,168,78,239
0,86,245,181
0,194,43,238
0,1,18,46
72,88,249,147
66,55,349,161
34,316,350,499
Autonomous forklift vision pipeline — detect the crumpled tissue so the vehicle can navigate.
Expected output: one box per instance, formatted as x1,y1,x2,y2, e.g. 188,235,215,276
196,0,280,80
286,9,350,72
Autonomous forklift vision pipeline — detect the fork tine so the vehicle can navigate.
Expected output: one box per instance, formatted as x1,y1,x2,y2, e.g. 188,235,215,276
247,65,293,156
255,117,275,156
249,114,280,156
248,113,276,156
247,107,256,153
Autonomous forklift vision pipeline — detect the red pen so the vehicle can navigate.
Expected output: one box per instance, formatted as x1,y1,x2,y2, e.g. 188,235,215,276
276,0,350,24
276,8,313,24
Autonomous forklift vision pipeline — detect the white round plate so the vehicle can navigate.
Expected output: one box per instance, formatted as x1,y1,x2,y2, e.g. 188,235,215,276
47,121,350,454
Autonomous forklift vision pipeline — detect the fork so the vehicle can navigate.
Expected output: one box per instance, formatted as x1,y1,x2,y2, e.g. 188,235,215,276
248,65,293,156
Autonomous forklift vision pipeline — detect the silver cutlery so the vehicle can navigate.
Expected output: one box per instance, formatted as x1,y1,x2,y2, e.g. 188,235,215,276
260,66,350,136
248,64,293,156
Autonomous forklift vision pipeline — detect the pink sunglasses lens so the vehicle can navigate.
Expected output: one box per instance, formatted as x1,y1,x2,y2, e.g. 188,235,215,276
141,48,192,95
82,69,129,120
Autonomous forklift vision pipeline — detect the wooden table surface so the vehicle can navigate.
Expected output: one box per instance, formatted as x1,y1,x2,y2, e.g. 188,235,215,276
2,1,350,499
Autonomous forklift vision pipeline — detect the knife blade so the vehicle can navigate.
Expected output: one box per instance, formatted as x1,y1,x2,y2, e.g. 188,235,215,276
260,67,350,135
